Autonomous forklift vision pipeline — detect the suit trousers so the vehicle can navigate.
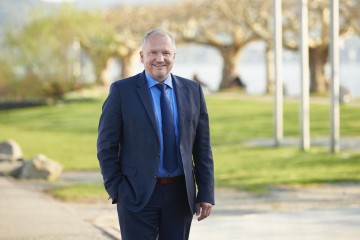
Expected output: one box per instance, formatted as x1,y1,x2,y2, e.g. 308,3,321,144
117,176,193,240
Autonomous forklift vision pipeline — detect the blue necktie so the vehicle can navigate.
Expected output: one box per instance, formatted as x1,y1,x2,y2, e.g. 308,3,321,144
156,83,178,174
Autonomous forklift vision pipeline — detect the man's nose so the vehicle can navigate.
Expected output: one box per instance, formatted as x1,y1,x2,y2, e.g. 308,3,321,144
155,53,164,62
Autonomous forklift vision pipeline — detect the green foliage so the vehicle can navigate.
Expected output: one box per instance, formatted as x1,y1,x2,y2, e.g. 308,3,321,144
2,5,116,100
0,55,16,100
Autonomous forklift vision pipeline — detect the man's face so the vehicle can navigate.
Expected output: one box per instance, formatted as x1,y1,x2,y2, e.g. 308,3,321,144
140,33,176,82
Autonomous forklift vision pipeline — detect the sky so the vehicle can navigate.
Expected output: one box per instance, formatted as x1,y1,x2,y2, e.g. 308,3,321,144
41,0,77,2
38,0,177,10
40,0,176,5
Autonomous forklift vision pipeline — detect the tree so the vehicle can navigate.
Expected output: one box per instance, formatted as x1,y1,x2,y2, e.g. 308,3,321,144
171,0,259,89
103,4,171,79
3,5,115,99
242,0,275,93
244,0,359,94
75,14,118,86
289,0,358,93
5,15,73,99
0,54,16,100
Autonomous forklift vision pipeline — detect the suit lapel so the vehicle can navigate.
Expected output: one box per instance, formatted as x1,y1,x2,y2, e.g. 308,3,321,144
136,72,161,143
172,75,187,143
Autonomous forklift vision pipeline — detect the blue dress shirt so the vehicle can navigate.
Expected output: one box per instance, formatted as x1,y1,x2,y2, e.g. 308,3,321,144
145,72,183,177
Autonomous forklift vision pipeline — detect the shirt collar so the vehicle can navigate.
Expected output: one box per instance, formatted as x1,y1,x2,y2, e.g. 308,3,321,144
145,71,173,89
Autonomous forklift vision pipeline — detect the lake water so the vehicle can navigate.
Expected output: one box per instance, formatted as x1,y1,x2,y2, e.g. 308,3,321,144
170,62,360,97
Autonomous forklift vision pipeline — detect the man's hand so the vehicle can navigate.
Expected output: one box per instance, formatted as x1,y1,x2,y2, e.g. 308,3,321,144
195,202,213,221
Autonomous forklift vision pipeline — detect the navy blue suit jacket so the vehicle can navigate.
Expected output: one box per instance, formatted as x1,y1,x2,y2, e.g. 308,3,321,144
97,71,214,213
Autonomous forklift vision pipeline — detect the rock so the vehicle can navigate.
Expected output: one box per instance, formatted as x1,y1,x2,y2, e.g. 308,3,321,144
15,154,63,181
0,161,23,176
0,139,24,162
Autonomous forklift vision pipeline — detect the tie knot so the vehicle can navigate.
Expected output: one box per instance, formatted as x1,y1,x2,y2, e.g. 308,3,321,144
156,83,166,93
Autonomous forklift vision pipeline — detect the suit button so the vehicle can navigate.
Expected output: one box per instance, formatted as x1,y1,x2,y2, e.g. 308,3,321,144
156,153,160,157
153,175,157,179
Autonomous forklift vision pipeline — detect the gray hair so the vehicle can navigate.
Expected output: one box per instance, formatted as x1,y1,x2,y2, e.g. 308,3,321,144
141,28,176,50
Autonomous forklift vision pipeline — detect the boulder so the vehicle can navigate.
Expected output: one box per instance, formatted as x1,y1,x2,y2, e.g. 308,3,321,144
0,139,24,162
15,154,63,180
0,161,23,176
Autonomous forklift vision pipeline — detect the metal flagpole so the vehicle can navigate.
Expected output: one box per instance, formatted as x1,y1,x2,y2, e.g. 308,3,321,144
330,0,340,153
274,0,283,146
299,0,310,151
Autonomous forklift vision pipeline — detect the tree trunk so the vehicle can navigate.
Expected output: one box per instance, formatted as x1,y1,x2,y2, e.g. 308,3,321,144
219,46,239,89
265,43,275,94
120,53,137,78
99,58,116,86
309,46,329,94
94,61,108,86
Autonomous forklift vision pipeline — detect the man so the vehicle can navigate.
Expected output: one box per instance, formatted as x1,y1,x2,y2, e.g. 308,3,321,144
97,28,214,240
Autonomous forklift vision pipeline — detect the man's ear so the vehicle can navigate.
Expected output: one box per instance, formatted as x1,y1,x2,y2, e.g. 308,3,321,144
140,51,144,63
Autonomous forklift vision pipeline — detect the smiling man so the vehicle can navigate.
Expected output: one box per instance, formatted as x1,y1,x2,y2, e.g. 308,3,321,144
97,29,215,240
140,30,175,82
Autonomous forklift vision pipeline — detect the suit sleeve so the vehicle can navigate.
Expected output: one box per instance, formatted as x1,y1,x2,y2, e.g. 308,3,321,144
192,84,215,205
97,83,123,203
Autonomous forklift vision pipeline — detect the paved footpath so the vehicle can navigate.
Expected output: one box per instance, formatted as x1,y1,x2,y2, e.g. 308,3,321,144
69,178,360,240
0,177,113,240
190,208,360,240
1,174,360,240
190,186,360,240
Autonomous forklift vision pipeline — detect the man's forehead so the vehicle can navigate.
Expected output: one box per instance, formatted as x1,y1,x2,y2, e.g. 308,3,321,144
148,32,170,40
143,42,175,52
145,33,173,45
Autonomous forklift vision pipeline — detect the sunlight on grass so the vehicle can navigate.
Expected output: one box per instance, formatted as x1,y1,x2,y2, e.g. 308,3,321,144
46,183,108,203
213,144,360,193
1,94,360,200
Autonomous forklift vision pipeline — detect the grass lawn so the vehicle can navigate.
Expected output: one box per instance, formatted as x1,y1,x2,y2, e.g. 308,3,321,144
1,94,359,201
0,99,102,170
44,182,108,203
